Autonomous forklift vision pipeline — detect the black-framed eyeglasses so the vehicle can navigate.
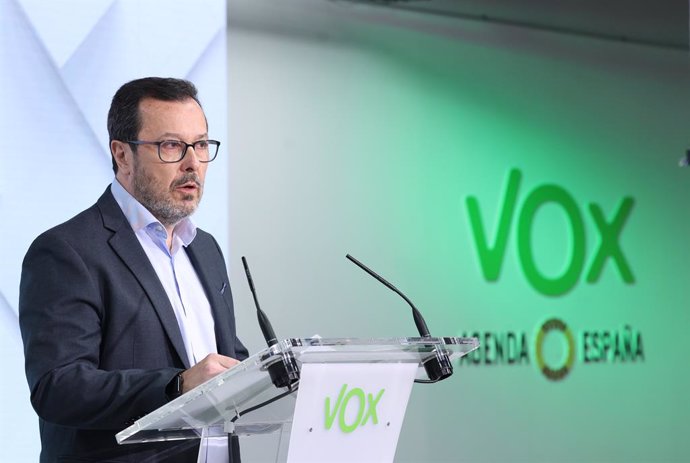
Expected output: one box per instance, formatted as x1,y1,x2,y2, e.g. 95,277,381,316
126,139,220,163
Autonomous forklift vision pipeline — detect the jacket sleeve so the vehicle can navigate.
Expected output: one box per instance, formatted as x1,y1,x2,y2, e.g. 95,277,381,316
19,231,179,430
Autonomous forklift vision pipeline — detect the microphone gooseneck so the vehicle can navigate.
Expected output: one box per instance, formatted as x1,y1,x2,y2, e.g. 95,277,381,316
345,253,453,383
242,256,278,346
241,256,300,390
345,253,431,338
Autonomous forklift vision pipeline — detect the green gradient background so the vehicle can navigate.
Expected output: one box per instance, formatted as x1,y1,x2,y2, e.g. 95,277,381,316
229,8,690,462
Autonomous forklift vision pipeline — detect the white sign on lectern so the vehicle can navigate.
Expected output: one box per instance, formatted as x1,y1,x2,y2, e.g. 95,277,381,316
287,362,417,463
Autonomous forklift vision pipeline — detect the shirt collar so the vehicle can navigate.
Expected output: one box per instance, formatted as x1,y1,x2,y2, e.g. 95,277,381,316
110,179,197,247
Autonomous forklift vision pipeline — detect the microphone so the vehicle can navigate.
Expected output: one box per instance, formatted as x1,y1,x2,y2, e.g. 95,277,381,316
346,254,430,337
242,256,299,389
242,256,277,346
345,253,453,382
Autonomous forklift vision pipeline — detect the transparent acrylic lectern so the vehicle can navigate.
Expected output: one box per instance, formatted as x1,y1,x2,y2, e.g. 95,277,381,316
116,336,479,462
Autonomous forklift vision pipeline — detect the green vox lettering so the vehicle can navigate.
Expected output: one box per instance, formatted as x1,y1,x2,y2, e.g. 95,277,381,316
324,384,385,433
466,169,522,281
517,183,585,296
466,168,635,296
324,384,348,431
586,199,635,283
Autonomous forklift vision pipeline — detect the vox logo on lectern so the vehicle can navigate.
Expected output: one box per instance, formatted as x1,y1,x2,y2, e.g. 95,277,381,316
324,384,385,433
465,168,635,296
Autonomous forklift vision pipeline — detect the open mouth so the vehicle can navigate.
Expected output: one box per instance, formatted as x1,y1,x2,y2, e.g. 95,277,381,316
177,183,198,192
174,180,201,194
172,174,202,196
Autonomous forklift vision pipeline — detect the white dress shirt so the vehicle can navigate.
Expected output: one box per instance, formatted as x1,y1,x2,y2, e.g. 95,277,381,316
111,180,228,463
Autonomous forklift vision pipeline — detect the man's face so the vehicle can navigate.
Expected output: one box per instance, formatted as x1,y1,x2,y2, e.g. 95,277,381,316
128,97,209,227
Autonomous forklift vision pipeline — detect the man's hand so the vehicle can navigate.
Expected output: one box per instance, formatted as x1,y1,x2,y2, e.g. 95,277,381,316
180,353,241,393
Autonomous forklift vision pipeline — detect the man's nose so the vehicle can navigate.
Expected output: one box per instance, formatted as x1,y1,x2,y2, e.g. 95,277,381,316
180,145,201,171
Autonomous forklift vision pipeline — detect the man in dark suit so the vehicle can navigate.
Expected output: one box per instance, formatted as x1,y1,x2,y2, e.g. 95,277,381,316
19,77,248,462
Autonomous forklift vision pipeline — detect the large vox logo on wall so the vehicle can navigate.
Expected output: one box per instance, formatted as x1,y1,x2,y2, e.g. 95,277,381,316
465,168,635,296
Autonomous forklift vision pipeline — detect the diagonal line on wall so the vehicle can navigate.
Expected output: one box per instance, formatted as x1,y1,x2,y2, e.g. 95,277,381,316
10,0,111,165
15,0,117,68
59,0,225,154
0,291,22,347
183,26,225,81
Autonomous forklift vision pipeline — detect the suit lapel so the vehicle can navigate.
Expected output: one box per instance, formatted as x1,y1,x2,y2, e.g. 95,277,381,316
97,188,191,369
185,238,235,357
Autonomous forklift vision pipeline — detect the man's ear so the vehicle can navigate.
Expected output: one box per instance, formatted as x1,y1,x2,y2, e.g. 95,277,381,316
111,140,132,175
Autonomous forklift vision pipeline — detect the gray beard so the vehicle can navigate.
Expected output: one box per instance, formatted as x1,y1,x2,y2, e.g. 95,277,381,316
132,168,202,227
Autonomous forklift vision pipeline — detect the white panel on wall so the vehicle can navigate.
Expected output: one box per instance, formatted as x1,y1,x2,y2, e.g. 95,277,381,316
0,0,227,460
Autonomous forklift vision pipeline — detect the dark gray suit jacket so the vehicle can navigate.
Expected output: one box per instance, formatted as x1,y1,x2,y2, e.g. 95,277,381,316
19,187,248,463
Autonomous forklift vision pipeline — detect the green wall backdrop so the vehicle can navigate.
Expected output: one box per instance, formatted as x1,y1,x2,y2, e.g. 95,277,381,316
228,3,690,461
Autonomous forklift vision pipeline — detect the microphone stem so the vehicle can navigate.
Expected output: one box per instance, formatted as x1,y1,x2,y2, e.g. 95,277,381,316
242,256,278,346
346,254,431,338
